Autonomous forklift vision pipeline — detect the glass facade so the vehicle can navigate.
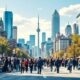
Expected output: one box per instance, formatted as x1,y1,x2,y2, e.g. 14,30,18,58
18,38,25,46
13,26,17,41
0,18,4,32
65,24,72,37
52,10,60,40
30,35,35,46
4,11,13,39
42,32,46,43
73,23,79,34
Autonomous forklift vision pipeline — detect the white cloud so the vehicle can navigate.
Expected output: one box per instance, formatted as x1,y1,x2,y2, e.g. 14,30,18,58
59,4,80,16
16,16,51,44
0,7,69,45
13,14,51,43
0,8,5,17
0,8,51,45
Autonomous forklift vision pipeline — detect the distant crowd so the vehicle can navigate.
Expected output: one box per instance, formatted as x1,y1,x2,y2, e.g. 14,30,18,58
0,56,80,74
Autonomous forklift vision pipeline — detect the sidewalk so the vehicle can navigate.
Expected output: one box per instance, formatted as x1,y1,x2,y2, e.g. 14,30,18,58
4,67,80,78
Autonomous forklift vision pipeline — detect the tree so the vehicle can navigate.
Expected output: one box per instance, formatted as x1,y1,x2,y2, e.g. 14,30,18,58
0,37,10,56
71,34,79,44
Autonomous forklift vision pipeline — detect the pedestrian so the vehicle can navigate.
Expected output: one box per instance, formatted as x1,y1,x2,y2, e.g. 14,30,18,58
34,59,37,71
14,57,17,71
64,59,68,68
29,58,34,73
8,57,12,72
2,57,8,72
25,59,28,72
16,58,20,71
73,58,77,70
61,59,65,67
37,57,43,74
78,59,80,70
55,58,60,73
21,59,25,73
0,57,3,72
50,58,54,72
67,59,73,73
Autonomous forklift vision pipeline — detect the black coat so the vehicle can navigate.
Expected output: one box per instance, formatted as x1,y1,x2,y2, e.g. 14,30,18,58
55,60,60,68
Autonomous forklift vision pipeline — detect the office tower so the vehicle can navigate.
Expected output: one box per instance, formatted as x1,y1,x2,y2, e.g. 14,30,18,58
36,15,40,57
65,23,72,37
52,10,60,40
18,38,25,46
54,34,71,53
76,14,80,29
46,38,53,57
4,11,13,39
42,32,46,43
0,17,7,37
13,26,17,41
29,35,35,46
73,23,79,34
0,17,4,32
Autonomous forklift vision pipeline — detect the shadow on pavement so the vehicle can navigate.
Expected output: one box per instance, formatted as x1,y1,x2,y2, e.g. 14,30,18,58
1,75,80,80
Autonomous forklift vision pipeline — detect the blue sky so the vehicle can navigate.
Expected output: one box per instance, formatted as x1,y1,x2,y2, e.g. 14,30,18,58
0,0,80,44
0,0,80,18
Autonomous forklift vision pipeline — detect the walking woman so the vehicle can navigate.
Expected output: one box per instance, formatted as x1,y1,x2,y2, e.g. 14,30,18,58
50,58,54,72
29,58,34,73
25,59,28,72
21,59,25,73
67,59,73,73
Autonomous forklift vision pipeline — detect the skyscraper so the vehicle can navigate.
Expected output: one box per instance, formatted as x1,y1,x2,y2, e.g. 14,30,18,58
13,26,17,41
41,32,46,58
65,23,72,37
29,35,35,46
4,11,13,39
52,10,60,40
0,17,4,32
42,32,46,43
73,23,79,34
18,38,25,46
0,17,7,37
36,15,40,57
46,38,53,57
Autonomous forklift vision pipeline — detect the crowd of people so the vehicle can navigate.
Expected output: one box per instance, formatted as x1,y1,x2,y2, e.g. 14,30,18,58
0,56,80,74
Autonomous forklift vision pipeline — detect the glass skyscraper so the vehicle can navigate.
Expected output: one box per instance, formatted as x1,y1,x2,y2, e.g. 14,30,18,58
73,23,79,34
65,23,72,37
13,26,17,41
30,35,35,46
42,32,46,43
4,11,13,40
52,10,60,40
18,38,25,46
0,18,4,32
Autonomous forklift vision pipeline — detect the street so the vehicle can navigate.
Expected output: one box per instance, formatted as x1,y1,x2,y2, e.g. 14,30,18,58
0,67,80,80
0,75,80,80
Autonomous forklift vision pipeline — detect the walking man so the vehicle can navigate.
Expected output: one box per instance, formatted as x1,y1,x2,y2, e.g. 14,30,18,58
37,57,43,74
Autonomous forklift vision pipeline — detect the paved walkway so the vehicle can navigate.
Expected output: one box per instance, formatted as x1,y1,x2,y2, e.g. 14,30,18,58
0,67,80,80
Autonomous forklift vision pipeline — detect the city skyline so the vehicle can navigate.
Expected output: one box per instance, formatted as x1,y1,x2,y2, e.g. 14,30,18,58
0,0,80,45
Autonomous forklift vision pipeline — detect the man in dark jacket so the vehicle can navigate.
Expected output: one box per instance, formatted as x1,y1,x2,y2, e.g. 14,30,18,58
73,58,77,70
37,57,43,74
55,58,61,73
